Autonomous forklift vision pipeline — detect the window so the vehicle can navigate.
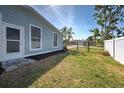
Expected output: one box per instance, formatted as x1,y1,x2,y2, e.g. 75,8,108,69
30,25,41,50
53,32,58,48
6,27,20,53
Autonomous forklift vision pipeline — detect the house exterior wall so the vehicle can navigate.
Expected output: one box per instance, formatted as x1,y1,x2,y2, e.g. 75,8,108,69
0,13,2,60
0,5,63,60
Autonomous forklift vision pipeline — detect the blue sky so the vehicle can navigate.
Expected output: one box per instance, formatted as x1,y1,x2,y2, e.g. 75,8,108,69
32,5,98,40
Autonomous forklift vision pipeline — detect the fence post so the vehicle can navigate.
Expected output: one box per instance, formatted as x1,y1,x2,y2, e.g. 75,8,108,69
113,39,115,59
77,42,79,52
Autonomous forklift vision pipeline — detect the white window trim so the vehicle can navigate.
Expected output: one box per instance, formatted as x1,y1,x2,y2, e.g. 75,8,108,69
1,22,25,61
29,24,42,51
53,32,58,48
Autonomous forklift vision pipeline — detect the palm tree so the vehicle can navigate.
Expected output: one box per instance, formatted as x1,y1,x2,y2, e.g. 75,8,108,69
61,26,67,39
90,28,100,46
60,26,74,48
86,36,93,52
67,27,74,44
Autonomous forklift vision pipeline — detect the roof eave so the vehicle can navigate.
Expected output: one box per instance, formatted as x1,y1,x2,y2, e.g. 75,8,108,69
22,5,63,35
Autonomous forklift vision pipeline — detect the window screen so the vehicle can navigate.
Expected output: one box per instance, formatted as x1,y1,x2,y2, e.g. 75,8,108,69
54,33,58,47
31,25,41,49
6,27,20,53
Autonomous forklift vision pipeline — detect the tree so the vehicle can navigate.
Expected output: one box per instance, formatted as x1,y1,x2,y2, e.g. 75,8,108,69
90,28,100,46
86,36,93,52
116,27,124,37
67,27,75,42
60,26,74,48
93,5,124,40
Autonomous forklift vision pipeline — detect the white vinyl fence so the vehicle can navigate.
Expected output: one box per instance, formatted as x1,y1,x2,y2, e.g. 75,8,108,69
104,37,124,65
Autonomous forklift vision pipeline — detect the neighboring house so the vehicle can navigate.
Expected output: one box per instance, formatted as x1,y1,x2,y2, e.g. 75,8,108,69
68,39,84,45
0,5,63,61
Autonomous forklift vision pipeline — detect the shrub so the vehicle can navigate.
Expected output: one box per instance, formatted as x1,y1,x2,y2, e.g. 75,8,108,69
102,51,110,56
64,46,68,51
68,50,80,55
0,62,5,75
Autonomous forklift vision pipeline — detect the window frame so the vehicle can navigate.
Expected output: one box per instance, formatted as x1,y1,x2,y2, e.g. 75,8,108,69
29,24,42,51
6,27,20,53
53,32,58,48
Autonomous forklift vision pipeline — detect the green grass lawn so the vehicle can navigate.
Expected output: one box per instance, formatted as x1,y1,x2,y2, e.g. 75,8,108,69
0,47,124,88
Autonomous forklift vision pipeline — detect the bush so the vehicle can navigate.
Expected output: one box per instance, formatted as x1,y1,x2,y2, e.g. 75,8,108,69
68,50,80,55
102,51,110,56
0,62,4,75
64,47,68,52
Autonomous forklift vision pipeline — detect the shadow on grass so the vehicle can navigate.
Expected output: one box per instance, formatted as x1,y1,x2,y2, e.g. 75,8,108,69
0,52,68,88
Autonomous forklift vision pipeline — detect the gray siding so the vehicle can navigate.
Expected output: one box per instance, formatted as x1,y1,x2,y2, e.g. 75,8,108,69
0,5,63,55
